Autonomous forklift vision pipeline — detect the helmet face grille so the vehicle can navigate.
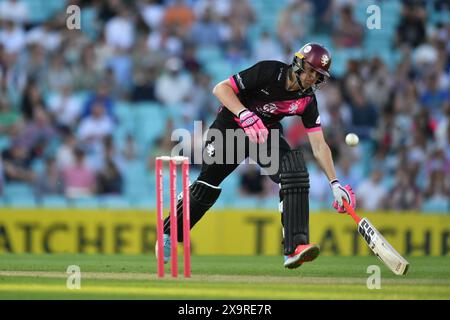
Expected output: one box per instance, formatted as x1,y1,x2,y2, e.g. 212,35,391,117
292,55,304,73
312,76,327,92
291,55,329,92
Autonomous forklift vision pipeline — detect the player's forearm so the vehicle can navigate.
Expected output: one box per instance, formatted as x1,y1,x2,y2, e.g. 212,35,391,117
212,82,247,116
312,142,337,182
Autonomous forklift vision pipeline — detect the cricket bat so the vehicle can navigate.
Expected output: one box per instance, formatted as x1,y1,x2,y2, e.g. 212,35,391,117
342,200,410,276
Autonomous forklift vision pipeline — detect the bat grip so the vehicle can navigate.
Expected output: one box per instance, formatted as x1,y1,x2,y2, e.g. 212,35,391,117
342,199,361,224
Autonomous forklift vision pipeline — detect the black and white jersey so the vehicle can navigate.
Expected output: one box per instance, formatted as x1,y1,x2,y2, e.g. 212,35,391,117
224,60,322,132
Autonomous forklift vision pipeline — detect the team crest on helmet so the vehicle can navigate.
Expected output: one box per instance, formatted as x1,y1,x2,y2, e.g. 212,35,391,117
303,45,312,53
321,54,330,66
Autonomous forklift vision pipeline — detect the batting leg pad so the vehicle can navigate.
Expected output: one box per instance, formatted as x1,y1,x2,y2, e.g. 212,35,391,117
163,180,221,242
280,149,310,255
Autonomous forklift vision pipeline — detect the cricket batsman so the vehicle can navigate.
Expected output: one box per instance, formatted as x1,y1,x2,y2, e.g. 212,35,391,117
158,43,356,268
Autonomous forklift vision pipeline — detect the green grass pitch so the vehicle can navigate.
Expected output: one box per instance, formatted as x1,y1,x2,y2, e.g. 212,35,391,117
0,254,449,299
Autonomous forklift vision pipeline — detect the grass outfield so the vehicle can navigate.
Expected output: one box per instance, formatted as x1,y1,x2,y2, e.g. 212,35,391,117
0,254,449,299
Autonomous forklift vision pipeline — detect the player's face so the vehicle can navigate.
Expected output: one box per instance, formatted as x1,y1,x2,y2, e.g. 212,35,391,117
299,63,320,89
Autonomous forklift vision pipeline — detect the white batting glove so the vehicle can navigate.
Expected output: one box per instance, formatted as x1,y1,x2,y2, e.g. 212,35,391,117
330,179,355,213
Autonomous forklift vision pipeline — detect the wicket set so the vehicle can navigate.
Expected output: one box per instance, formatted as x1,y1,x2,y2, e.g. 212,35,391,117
155,156,191,278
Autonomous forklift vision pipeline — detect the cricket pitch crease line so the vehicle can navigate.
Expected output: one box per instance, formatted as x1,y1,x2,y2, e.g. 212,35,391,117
0,271,448,285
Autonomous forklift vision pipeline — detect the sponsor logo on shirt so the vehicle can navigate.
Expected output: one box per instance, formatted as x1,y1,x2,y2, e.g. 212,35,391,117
289,103,299,114
261,89,270,95
256,103,277,115
316,116,321,125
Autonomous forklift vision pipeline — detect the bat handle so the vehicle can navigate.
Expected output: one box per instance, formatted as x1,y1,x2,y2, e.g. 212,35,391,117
342,199,361,224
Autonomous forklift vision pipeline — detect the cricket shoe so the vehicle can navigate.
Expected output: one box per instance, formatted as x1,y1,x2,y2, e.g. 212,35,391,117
155,234,171,264
284,243,320,269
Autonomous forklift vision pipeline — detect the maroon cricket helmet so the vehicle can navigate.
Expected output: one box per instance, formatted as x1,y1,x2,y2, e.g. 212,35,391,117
292,43,332,80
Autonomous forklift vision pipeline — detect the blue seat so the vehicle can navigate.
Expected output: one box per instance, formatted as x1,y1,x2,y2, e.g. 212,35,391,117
3,182,35,201
259,196,279,210
113,102,136,149
112,126,131,152
0,135,10,151
247,25,264,45
421,199,449,214
381,176,395,190
212,195,227,209
133,102,168,147
80,6,99,39
345,48,364,60
382,10,401,26
310,199,323,212
124,161,152,198
31,159,45,175
7,195,37,208
70,197,100,209
312,35,334,52
382,0,401,12
23,0,56,23
234,196,262,209
430,10,450,24
130,196,156,210
205,61,233,84
354,1,371,25
377,49,400,71
196,46,223,63
99,195,130,209
125,183,151,200
125,160,147,176
40,195,69,208
364,33,394,50
220,174,240,203
134,123,163,148
330,51,347,77
115,102,135,128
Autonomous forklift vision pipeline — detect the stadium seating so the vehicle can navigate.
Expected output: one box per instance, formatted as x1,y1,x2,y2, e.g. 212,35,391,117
70,197,100,209
421,198,449,214
133,102,169,149
3,182,35,202
0,136,9,151
6,194,37,208
196,46,223,64
0,0,447,216
232,196,262,209
31,159,45,176
40,195,69,208
80,6,100,39
124,161,151,199
21,0,65,24
99,195,131,209
131,196,155,210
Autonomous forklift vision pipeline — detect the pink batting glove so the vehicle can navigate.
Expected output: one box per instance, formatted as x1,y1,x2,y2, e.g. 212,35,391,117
237,110,269,144
330,181,356,213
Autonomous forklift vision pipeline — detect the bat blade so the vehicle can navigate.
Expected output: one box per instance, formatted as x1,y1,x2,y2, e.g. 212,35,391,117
342,200,410,275
358,218,409,276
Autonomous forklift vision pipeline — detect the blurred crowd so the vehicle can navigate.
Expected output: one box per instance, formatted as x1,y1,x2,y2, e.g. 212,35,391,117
0,0,449,212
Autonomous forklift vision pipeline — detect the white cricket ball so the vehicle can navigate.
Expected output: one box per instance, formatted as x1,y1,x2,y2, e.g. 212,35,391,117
345,133,359,147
